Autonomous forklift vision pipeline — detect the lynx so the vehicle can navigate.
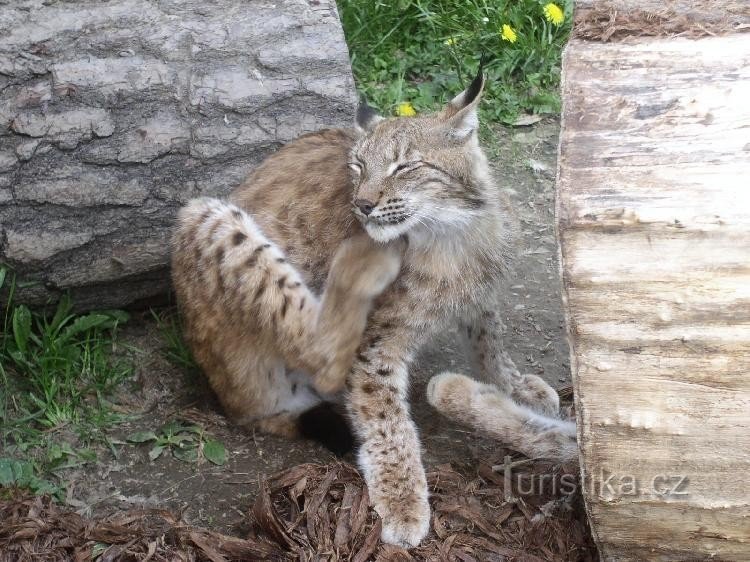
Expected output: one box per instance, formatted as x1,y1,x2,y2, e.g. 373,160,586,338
171,69,576,547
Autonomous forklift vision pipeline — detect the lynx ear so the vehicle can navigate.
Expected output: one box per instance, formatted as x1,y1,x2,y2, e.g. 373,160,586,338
442,65,485,140
356,99,384,133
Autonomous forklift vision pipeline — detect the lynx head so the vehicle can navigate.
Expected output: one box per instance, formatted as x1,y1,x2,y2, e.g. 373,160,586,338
350,69,490,243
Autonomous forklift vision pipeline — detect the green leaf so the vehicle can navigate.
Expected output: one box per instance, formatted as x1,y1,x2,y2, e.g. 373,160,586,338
160,420,182,436
203,439,227,466
59,313,113,344
30,477,59,497
0,458,35,487
48,443,64,461
91,543,109,559
49,296,74,334
16,461,35,486
0,266,6,290
126,430,157,443
12,305,32,355
100,310,130,324
0,458,16,486
148,444,166,461
172,444,198,463
169,434,194,445
76,448,97,462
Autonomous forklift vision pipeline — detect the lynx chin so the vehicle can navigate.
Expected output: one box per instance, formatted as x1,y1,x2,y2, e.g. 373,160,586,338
171,67,576,548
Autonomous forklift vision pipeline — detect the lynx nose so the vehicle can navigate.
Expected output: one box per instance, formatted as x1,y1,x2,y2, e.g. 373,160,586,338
354,198,376,216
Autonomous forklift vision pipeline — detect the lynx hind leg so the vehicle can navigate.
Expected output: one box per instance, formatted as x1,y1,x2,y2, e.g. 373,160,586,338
325,234,404,299
460,318,520,392
173,197,324,367
463,311,560,418
205,346,322,434
173,198,362,449
426,372,578,462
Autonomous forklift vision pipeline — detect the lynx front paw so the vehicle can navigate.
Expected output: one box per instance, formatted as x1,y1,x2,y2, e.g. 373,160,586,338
358,430,430,548
375,491,431,548
511,374,560,417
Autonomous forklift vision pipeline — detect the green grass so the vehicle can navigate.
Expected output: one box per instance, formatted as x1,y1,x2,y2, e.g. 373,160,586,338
337,0,572,124
151,309,197,374
0,265,133,498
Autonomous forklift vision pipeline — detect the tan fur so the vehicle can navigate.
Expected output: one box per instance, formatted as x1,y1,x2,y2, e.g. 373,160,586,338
172,76,569,547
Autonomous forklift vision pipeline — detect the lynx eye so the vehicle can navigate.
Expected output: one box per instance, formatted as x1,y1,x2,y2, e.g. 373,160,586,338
348,162,362,174
393,161,422,176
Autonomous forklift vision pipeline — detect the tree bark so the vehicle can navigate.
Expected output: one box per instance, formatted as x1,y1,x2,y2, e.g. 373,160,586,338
0,0,356,309
558,15,750,562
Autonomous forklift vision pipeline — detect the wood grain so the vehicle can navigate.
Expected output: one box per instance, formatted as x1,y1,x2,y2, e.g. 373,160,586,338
557,34,750,561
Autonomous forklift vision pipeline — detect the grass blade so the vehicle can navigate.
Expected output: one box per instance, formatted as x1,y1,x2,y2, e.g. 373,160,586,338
12,305,32,354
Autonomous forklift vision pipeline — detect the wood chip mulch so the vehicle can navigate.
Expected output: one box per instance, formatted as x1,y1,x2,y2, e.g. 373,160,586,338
573,1,750,42
0,456,598,561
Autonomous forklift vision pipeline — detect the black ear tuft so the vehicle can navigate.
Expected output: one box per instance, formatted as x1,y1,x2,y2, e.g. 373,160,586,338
464,55,485,107
356,97,384,132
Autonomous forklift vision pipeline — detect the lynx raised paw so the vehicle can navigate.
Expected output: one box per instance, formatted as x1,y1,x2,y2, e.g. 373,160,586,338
327,234,404,299
312,235,404,395
511,373,560,418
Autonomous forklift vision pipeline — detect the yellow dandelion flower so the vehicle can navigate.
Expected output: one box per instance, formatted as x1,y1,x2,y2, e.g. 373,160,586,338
396,102,416,117
543,3,565,25
501,24,517,43
443,36,458,46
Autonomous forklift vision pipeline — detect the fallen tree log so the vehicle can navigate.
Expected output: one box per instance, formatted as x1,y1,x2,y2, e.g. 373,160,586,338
558,3,750,559
0,0,355,309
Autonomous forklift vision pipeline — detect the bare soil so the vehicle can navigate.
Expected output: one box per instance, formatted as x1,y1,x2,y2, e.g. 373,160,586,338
50,118,581,553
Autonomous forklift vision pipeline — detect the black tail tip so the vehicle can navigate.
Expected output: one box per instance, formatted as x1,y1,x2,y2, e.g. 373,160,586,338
297,402,356,457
